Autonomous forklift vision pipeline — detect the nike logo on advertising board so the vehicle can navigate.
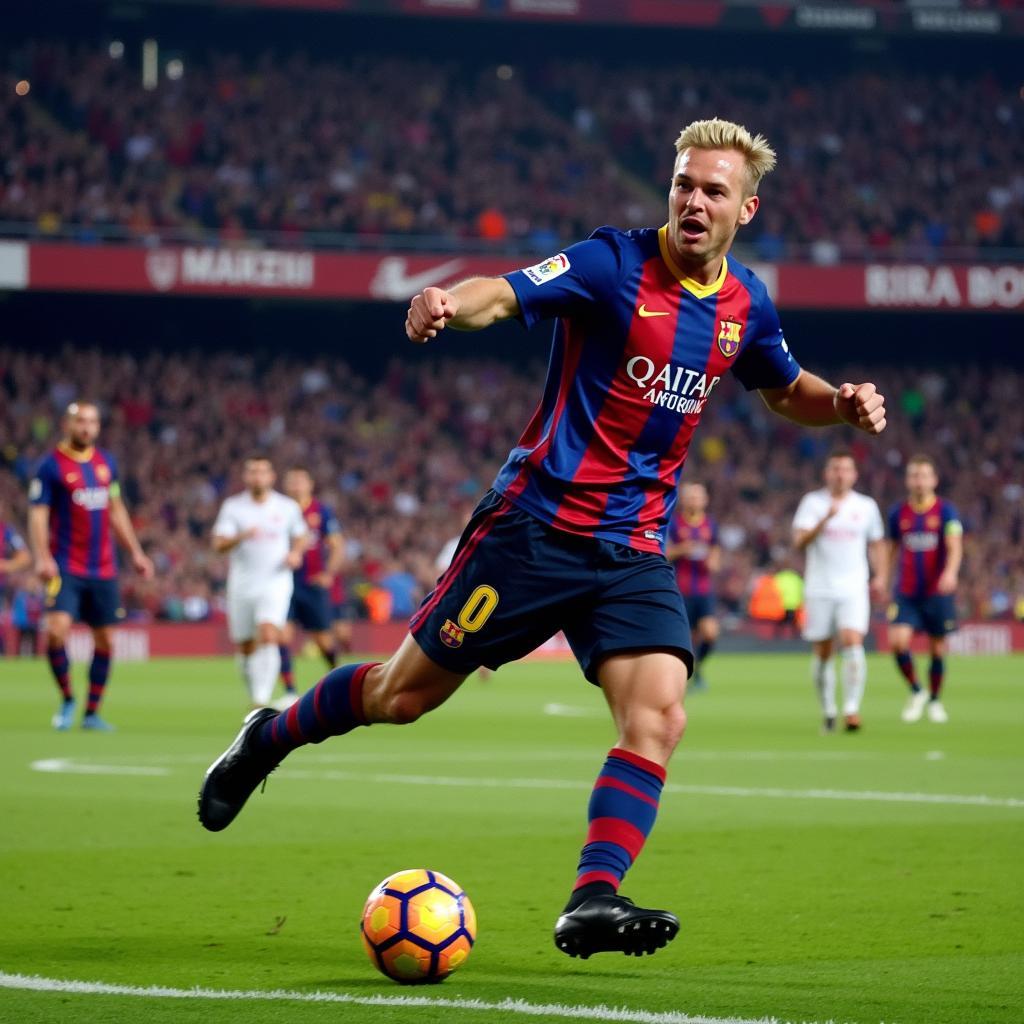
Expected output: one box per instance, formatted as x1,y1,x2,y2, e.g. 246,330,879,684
369,257,466,301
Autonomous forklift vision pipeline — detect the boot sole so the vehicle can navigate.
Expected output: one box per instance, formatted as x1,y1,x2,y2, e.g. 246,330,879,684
555,913,679,959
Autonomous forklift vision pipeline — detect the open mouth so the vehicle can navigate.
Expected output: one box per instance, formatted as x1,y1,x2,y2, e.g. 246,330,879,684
679,217,707,242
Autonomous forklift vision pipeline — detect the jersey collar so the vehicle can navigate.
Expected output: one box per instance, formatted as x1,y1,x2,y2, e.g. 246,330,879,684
909,496,938,515
57,441,95,463
658,225,729,299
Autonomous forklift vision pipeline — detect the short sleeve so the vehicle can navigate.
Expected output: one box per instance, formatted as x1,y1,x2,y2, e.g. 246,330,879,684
867,500,885,542
212,502,239,539
731,290,801,392
504,229,626,329
322,505,341,536
28,458,58,506
290,501,308,539
942,502,963,537
103,451,120,482
792,494,819,532
887,505,902,542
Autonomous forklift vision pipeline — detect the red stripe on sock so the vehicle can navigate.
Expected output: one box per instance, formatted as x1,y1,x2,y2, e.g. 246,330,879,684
593,774,660,808
586,817,646,860
573,871,621,892
609,747,667,784
349,663,379,725
285,700,304,741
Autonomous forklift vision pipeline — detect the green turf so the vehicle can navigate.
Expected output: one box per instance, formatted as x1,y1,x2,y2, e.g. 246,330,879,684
1,652,1022,1024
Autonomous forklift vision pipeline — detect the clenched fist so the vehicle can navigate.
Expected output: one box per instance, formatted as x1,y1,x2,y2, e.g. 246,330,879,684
406,287,461,343
834,382,886,435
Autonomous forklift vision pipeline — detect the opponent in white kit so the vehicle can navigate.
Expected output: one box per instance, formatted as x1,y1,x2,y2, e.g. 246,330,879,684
792,451,885,732
212,456,307,708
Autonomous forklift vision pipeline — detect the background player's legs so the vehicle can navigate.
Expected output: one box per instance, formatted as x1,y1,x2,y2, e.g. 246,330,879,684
83,624,114,728
256,634,469,754
891,623,927,722
692,614,719,689
563,651,686,912
311,629,337,671
278,622,296,695
837,627,867,730
810,637,838,730
927,636,949,722
44,610,75,728
236,638,257,704
249,622,283,708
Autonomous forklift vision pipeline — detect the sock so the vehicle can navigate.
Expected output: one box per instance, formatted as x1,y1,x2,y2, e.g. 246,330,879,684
812,654,838,718
929,656,945,700
236,652,253,699
279,644,295,692
322,646,337,671
840,645,867,716
47,645,73,702
895,651,919,692
86,649,111,715
248,643,281,707
258,661,379,753
696,639,714,668
569,748,665,908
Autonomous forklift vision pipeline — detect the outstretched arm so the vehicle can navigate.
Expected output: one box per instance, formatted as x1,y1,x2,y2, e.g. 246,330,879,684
760,370,886,434
406,280,520,342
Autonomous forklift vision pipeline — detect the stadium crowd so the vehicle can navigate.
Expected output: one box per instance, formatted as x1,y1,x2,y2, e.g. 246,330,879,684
1,345,1021,632
2,40,1022,258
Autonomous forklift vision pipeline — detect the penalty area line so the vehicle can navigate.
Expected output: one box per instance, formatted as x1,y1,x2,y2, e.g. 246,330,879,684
0,971,830,1024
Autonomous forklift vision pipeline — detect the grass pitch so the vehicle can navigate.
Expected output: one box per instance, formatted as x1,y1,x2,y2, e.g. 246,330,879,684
1,651,1021,1024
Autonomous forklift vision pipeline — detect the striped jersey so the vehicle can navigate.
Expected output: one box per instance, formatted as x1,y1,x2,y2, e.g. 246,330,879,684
888,497,962,598
496,225,800,553
668,513,718,596
296,498,341,586
29,444,120,579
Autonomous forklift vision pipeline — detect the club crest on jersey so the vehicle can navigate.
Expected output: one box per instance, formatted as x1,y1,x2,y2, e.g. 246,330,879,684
717,319,743,357
440,619,465,649
523,253,571,286
96,464,110,483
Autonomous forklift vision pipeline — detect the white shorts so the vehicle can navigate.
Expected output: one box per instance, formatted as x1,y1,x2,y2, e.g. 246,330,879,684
802,591,869,643
227,579,293,643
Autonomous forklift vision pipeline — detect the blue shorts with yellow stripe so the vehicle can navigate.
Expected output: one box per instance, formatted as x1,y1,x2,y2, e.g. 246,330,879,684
410,490,693,684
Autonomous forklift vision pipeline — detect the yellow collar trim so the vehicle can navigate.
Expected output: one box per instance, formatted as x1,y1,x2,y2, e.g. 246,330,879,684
658,225,729,298
58,441,95,463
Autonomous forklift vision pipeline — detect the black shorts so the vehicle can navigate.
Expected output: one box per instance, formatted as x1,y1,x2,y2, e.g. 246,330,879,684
890,594,957,638
410,491,693,684
683,594,716,625
289,582,333,632
47,574,122,628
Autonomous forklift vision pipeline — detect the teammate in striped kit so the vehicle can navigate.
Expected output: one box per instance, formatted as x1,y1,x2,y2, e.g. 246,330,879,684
200,118,888,958
28,402,154,730
666,483,720,689
880,455,963,724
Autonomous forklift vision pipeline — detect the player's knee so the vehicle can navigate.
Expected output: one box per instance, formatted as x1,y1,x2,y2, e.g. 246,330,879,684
380,689,430,725
662,701,688,751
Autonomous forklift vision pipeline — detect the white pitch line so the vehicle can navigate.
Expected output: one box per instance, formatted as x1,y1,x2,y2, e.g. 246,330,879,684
29,758,169,777
0,971,828,1024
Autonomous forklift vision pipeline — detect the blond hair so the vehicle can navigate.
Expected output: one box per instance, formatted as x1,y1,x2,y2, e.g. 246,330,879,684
674,118,777,196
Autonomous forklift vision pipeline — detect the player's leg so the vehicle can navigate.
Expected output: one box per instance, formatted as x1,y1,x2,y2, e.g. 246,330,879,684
694,612,719,684
837,590,870,731
926,635,949,723
279,620,296,695
309,584,337,671
803,597,837,730
249,621,284,709
81,625,115,730
44,600,75,729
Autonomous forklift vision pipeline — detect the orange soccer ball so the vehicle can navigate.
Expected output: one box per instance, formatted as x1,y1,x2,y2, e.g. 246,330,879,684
360,869,477,984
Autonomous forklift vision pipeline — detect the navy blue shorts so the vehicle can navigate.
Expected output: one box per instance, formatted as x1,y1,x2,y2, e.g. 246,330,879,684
289,582,333,632
332,600,354,623
683,594,716,625
47,574,122,628
410,491,693,684
890,594,957,637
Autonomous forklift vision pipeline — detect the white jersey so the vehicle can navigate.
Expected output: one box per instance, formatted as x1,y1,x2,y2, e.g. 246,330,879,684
793,488,884,598
213,490,307,595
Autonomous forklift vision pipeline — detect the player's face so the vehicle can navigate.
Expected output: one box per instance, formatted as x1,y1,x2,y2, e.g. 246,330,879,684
824,457,857,495
243,460,275,496
65,405,100,449
906,462,937,501
284,470,312,503
681,484,708,515
667,148,759,274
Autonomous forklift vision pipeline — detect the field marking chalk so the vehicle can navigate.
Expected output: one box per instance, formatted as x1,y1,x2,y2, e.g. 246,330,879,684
0,970,835,1024
29,758,169,777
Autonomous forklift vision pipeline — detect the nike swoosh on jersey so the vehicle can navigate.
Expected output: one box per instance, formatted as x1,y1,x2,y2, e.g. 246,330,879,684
369,256,467,301
638,304,671,318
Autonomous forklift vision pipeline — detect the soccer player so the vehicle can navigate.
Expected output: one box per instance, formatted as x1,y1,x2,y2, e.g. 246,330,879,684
27,401,154,730
792,451,885,732
0,502,32,655
880,455,962,724
211,456,307,710
665,483,720,690
279,467,345,700
200,118,887,958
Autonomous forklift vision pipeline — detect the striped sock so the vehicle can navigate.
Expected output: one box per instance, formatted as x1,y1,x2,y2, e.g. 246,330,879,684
47,645,73,701
929,656,945,700
322,647,337,671
279,645,295,693
572,748,665,902
696,639,714,666
86,650,111,714
257,661,379,754
895,651,919,692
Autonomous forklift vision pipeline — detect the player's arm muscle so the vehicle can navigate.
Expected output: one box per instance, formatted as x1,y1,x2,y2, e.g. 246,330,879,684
325,533,346,576
943,530,963,578
109,495,144,558
406,279,520,341
707,545,722,574
27,505,50,560
761,371,885,433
